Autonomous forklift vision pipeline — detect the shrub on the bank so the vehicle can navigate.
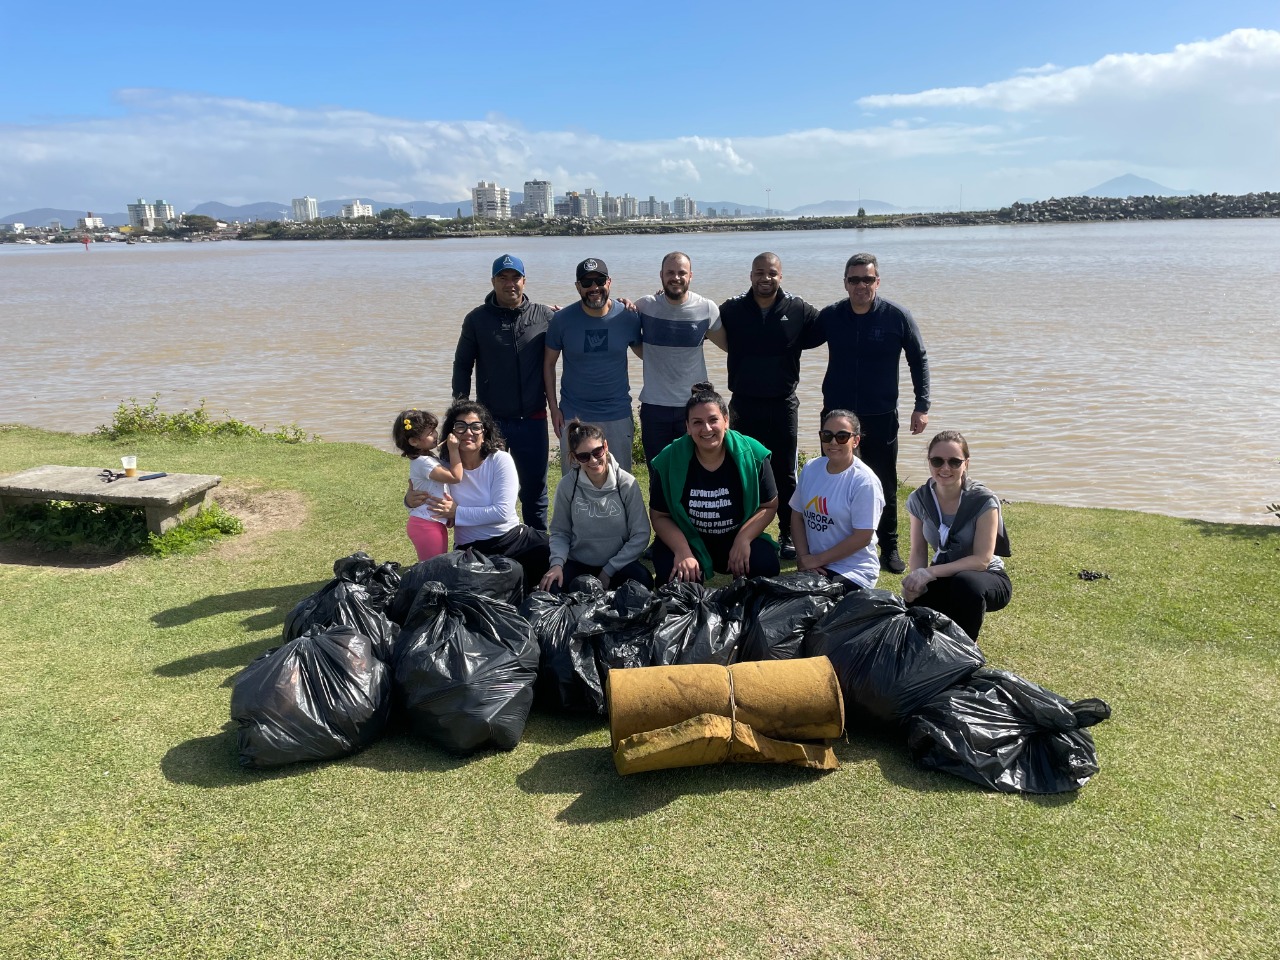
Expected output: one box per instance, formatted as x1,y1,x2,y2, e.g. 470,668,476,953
95,395,314,443
0,499,243,556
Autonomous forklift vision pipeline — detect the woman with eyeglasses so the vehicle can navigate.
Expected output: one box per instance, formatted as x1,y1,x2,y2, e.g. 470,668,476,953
415,399,550,591
788,409,886,591
901,430,1012,640
538,419,653,593
649,381,781,584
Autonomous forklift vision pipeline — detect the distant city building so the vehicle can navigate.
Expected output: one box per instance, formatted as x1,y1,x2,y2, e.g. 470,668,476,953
602,192,621,221
706,207,717,218
340,200,373,219
639,195,660,218
564,191,584,218
471,181,511,219
49,219,62,232
0,222,24,234
673,195,697,219
581,188,603,219
619,194,638,219
78,214,105,230
292,196,319,222
553,198,571,217
523,179,554,217
510,201,526,218
127,198,175,231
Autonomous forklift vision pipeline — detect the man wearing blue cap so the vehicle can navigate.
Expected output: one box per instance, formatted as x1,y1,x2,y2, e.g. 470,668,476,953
451,254,556,530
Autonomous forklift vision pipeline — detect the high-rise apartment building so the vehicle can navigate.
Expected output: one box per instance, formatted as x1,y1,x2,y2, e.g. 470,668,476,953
292,196,319,222
619,194,638,219
127,198,175,231
472,181,511,219
602,193,621,220
673,195,697,219
581,189,603,219
523,180,554,218
77,214,105,230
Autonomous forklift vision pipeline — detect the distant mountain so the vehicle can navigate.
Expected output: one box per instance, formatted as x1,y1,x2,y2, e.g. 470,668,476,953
1082,175,1190,198
190,200,289,221
2,207,128,226
787,199,900,216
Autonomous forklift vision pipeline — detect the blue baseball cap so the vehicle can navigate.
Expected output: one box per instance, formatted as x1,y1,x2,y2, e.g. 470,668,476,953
492,254,526,277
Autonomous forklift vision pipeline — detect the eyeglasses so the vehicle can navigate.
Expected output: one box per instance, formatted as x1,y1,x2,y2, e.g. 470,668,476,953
845,276,878,286
929,457,965,469
579,277,608,288
819,430,857,444
452,421,485,435
574,444,606,463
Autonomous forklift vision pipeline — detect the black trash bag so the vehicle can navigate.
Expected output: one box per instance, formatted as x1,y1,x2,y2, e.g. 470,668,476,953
231,625,392,769
907,668,1112,793
388,548,525,624
805,589,985,727
331,551,402,612
394,582,539,754
577,580,668,681
653,580,745,666
520,578,607,714
283,578,399,663
736,572,846,662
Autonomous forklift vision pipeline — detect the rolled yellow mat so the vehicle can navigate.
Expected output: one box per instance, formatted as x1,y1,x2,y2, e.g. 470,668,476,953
607,657,845,775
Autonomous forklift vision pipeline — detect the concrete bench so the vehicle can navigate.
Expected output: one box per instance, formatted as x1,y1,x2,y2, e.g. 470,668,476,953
0,465,222,536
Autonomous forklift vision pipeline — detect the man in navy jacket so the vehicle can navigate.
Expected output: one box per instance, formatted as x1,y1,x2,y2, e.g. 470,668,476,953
451,254,555,531
811,253,930,573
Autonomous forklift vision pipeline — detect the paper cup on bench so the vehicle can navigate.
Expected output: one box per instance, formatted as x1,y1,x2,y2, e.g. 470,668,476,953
121,455,138,478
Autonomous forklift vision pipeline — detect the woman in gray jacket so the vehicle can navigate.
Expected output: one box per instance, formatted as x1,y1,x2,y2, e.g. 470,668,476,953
538,419,654,592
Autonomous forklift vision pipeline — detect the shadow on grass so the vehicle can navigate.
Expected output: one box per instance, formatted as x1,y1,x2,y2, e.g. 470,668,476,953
151,581,327,632
1185,517,1280,541
155,638,278,683
161,725,473,788
521,709,607,746
517,744,832,824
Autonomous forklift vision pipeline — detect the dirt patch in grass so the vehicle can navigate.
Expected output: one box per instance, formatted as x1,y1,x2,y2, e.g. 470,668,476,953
210,484,308,557
0,484,307,570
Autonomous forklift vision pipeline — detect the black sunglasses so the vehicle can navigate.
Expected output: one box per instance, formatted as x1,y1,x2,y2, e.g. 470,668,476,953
845,276,878,286
819,430,857,444
579,277,608,288
929,456,965,469
574,444,606,463
452,421,485,435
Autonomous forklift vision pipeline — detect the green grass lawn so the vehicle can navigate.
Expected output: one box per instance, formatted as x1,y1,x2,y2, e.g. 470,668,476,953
1,423,1277,959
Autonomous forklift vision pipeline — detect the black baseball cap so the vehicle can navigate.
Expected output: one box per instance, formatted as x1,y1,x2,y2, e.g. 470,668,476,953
575,257,609,281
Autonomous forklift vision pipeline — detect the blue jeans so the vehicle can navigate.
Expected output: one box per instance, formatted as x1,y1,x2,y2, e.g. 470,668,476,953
496,416,549,532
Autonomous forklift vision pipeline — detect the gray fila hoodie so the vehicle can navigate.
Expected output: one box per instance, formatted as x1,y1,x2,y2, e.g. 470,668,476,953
548,454,651,575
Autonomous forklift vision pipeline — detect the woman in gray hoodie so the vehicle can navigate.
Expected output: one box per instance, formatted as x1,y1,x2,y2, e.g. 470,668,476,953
539,420,654,592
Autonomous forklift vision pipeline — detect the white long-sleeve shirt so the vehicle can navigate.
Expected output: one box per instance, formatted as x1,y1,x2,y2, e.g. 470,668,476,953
451,450,519,544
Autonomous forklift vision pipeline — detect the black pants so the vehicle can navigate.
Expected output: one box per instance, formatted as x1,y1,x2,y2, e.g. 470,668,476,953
559,557,654,591
908,567,1012,640
853,410,900,552
464,524,551,594
730,393,799,538
650,534,779,585
639,403,688,482
496,416,549,532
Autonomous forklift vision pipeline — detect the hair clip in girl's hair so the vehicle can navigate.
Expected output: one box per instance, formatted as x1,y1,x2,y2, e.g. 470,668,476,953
403,418,413,431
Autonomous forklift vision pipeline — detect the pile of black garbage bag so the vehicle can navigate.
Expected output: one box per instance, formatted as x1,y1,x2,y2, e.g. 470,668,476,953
231,552,1108,793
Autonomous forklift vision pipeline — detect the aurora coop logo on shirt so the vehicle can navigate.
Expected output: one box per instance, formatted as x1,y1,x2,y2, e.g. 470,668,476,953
804,495,836,533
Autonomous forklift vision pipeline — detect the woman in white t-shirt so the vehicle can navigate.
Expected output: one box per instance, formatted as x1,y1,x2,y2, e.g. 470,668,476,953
788,409,885,591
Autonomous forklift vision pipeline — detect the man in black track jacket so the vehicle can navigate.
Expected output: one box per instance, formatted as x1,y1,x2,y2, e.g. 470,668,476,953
451,253,556,530
715,252,823,559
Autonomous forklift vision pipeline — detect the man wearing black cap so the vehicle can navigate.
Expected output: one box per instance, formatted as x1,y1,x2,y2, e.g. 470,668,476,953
543,257,642,470
451,253,555,531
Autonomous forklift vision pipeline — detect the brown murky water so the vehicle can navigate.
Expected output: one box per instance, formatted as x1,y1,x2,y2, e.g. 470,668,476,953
3,220,1278,524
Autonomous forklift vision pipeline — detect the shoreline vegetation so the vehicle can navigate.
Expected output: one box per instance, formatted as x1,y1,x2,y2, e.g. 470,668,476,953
234,191,1280,242
1,416,1278,958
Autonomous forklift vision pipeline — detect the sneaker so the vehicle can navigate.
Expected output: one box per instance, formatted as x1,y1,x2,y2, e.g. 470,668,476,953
779,536,797,560
880,547,907,574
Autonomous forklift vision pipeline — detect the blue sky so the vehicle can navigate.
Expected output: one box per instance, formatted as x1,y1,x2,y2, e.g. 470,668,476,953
3,0,1279,213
